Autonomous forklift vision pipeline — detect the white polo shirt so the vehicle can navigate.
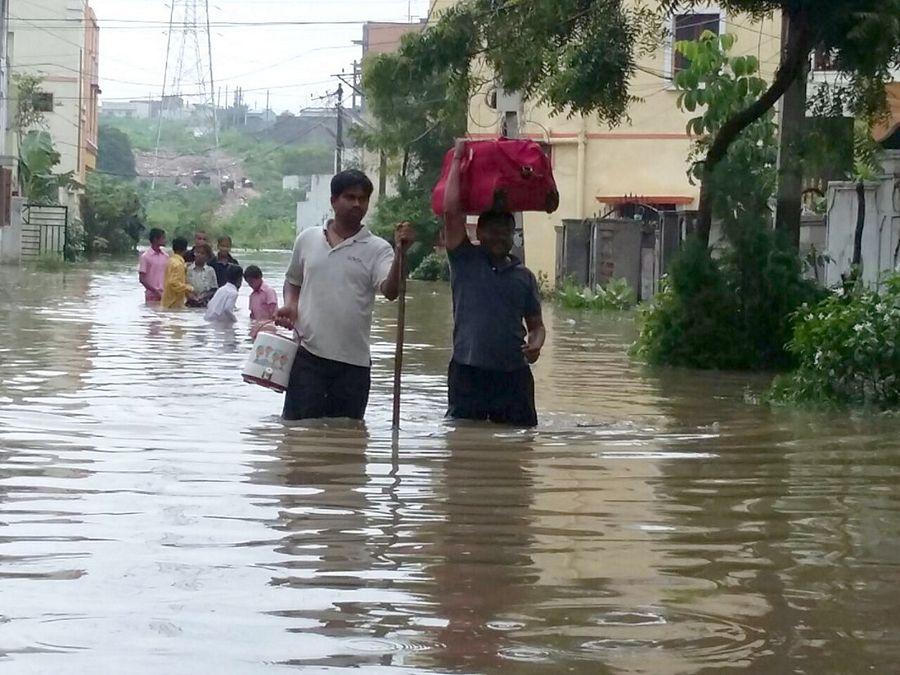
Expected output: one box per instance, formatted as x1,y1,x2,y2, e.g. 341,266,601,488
285,226,394,367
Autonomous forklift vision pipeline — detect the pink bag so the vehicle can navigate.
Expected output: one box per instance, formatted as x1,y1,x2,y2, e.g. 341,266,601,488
431,138,560,216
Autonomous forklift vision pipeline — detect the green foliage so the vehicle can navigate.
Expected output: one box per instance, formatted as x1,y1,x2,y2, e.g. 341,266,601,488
661,0,900,118
141,182,220,236
359,23,467,250
98,125,137,178
852,118,882,181
632,34,822,371
557,277,637,311
411,250,450,282
220,189,302,250
231,138,332,193
30,253,71,272
634,228,824,370
82,173,146,254
369,181,442,272
674,32,777,221
100,116,212,154
18,131,73,204
770,275,900,408
359,29,467,187
12,73,48,137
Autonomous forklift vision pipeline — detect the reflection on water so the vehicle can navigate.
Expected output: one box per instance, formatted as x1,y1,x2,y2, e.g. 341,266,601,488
1,253,899,673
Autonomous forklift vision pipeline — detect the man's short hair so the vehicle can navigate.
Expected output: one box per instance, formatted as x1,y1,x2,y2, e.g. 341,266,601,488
195,243,213,258
243,264,263,280
172,237,188,253
226,264,244,286
148,228,165,243
331,170,374,198
218,235,232,246
477,210,516,230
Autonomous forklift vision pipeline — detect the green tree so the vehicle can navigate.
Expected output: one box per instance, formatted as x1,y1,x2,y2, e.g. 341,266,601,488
98,125,137,178
358,25,468,266
81,173,147,253
18,131,73,204
633,33,823,370
407,0,900,248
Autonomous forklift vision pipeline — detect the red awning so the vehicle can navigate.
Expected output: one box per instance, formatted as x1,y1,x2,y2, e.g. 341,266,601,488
596,195,694,206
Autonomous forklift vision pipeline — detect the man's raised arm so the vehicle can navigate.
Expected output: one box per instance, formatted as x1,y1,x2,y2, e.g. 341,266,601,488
443,139,468,252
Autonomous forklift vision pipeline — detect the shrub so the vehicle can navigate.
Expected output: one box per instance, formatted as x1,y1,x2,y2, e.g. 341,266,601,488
770,275,900,408
633,227,824,370
557,277,636,311
82,173,146,254
411,250,450,281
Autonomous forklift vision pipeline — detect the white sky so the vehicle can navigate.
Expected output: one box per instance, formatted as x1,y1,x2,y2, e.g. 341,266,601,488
89,0,432,113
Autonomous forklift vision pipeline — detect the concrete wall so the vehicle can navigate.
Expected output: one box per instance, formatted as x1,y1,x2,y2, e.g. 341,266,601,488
824,152,900,288
0,197,24,264
296,174,334,234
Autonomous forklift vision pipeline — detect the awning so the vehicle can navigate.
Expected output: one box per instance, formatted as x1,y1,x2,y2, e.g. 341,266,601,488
596,195,694,206
873,82,900,145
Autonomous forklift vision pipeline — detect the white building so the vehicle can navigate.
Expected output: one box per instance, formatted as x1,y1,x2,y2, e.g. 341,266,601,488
100,99,154,119
296,174,334,233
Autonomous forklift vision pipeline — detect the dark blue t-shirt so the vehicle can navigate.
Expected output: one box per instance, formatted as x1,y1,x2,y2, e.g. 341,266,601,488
448,241,542,371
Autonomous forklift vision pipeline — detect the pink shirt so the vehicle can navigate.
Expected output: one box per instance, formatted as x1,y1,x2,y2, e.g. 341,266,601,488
138,247,169,302
249,282,278,321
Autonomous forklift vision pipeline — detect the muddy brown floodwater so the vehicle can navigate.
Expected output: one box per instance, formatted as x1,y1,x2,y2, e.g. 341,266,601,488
1,251,899,674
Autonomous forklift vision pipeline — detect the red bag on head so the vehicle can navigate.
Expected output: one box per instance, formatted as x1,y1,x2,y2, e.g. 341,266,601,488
431,138,560,216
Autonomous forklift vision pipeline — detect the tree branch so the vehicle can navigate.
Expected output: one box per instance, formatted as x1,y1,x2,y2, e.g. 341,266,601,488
696,6,813,245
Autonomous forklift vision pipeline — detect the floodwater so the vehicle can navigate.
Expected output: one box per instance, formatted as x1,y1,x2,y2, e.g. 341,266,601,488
1,251,899,674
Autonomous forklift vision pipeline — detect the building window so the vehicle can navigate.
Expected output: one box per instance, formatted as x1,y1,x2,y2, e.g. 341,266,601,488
812,46,838,72
673,13,721,74
32,91,53,112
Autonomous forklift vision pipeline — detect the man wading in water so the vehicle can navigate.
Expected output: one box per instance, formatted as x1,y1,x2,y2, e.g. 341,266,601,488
274,170,414,421
442,139,546,427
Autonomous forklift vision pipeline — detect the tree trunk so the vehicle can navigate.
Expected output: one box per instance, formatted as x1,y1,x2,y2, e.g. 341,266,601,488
695,6,813,247
774,12,809,249
852,181,865,268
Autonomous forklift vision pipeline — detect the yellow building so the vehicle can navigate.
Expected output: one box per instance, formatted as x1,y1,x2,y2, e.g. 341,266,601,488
8,0,100,188
429,1,782,283
82,6,100,177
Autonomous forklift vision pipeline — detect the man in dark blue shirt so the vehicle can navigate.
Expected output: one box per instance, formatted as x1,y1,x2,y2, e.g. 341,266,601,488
442,139,546,427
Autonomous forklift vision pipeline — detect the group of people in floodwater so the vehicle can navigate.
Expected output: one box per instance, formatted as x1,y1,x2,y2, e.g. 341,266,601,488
137,141,546,426
138,230,278,325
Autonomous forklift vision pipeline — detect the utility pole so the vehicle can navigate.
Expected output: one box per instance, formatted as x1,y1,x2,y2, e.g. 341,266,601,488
335,83,344,173
350,61,359,111
775,11,808,250
498,86,526,262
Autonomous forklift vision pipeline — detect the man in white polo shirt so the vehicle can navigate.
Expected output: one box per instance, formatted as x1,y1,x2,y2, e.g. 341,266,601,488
274,170,414,421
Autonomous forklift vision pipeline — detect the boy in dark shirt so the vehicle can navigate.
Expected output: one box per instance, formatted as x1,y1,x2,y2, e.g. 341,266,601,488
442,139,546,427
209,235,239,287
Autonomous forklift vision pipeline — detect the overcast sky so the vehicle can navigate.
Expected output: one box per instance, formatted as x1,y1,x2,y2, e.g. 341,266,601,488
90,0,432,113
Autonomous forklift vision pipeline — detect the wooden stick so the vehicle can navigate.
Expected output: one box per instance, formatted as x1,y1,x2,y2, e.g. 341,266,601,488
391,246,407,429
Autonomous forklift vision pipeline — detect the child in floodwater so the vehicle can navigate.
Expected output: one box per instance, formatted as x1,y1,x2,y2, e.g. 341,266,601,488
160,237,194,309
186,243,218,307
205,264,243,323
244,265,278,322
210,235,239,287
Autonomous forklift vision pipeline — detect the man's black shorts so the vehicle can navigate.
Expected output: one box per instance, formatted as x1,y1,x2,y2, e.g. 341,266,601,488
282,348,371,421
446,360,537,427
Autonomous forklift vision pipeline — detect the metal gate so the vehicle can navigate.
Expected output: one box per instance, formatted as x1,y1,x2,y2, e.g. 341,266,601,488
21,204,69,261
